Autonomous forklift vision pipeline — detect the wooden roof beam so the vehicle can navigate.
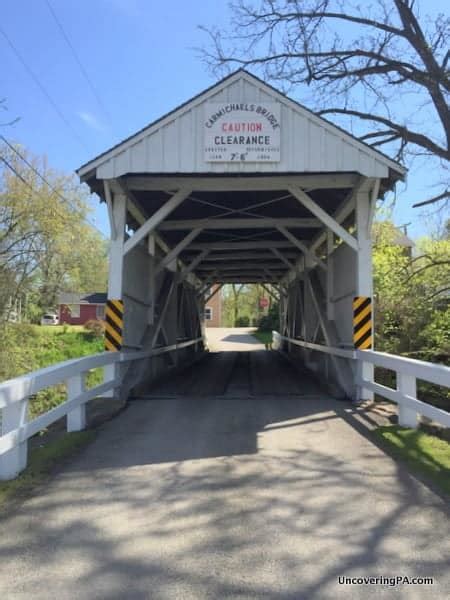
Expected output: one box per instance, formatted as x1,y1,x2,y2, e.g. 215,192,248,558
126,174,359,192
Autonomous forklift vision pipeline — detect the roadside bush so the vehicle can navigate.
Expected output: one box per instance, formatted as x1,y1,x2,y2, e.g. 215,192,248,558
235,315,250,326
0,323,104,417
258,303,279,332
84,319,105,338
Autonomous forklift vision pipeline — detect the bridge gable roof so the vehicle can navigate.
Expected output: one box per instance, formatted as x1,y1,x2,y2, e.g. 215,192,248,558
78,69,405,185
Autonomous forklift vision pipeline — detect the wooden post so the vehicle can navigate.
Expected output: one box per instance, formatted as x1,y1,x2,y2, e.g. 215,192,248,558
148,233,156,325
397,373,418,428
67,374,86,432
355,186,375,401
327,230,335,320
0,399,28,479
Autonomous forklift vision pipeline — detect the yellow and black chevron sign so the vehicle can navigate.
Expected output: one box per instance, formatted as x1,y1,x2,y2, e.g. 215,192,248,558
353,296,372,350
105,299,124,352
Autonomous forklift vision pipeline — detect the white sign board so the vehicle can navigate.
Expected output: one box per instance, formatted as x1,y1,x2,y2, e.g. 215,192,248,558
204,102,280,162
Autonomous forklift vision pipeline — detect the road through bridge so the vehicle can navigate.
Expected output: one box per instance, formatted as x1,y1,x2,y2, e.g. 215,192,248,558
1,71,450,598
1,328,449,599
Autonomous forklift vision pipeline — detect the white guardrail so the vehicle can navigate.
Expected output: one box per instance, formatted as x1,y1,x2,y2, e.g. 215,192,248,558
0,337,202,480
273,331,450,430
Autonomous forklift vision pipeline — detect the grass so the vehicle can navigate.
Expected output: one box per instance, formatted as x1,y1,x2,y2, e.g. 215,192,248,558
373,425,450,497
0,323,104,418
252,330,273,346
0,323,104,378
39,324,85,333
0,430,96,510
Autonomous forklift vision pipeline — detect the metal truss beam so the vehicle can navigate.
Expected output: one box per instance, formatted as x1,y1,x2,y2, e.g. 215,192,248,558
158,218,320,231
204,284,224,304
261,283,280,302
190,251,300,262
277,226,327,271
187,240,300,251
288,185,358,251
155,229,203,275
179,250,210,281
197,262,288,271
271,248,295,270
123,187,191,255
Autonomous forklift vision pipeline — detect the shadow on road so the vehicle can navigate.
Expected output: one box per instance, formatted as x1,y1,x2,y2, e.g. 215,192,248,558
0,392,448,598
0,353,448,599
220,334,262,344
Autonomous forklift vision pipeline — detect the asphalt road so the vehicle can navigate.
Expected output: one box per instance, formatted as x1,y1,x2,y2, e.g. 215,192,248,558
0,329,448,599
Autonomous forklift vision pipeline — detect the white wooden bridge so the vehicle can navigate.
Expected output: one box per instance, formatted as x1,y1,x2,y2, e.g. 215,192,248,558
1,69,449,478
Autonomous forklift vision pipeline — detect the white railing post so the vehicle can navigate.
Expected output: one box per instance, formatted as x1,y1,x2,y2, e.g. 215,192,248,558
102,362,117,398
0,399,28,479
397,372,418,428
355,359,375,402
67,374,86,432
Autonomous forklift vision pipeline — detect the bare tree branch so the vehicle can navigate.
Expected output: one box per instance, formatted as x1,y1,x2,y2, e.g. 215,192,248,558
202,0,450,207
317,107,449,160
413,189,450,208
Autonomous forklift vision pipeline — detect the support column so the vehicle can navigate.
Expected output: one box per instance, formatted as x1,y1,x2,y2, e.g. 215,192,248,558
165,261,179,365
108,192,127,298
148,233,156,325
327,230,335,320
355,187,375,401
104,191,127,396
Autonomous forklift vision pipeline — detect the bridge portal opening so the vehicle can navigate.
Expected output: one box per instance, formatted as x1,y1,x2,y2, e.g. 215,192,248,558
77,70,404,402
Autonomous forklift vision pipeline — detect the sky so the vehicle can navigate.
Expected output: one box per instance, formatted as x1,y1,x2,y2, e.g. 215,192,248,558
1,0,447,240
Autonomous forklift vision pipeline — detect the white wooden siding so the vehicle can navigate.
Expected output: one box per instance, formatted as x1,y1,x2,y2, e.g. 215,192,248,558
91,71,402,181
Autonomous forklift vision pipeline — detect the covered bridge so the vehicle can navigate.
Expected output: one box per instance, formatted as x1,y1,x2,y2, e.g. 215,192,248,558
77,69,405,400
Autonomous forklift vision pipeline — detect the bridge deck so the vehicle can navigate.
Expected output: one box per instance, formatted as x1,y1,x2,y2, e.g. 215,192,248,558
0,332,448,598
146,350,320,397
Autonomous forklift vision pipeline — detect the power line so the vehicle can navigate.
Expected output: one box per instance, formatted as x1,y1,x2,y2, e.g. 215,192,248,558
0,137,107,238
0,155,71,224
2,135,80,209
0,155,30,187
0,25,90,152
44,0,115,132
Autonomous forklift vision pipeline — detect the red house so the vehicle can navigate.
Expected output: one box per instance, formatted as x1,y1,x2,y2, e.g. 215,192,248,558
204,284,222,327
59,292,107,325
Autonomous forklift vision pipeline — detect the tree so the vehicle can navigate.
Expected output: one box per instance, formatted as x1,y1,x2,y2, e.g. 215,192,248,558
233,284,246,324
373,221,450,360
221,283,278,326
36,219,108,311
0,143,108,320
203,0,449,207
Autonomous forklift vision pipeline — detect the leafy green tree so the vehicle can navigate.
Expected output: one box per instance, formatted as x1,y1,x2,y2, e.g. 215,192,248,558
373,221,450,361
0,143,108,320
221,283,276,327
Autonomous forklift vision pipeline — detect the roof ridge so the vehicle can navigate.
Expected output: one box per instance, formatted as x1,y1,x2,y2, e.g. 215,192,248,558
77,68,405,177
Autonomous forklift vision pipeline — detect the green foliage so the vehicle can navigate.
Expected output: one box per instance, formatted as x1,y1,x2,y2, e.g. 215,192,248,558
252,330,273,346
0,144,108,321
222,284,278,327
373,221,450,361
0,431,96,509
373,222,449,410
235,315,250,326
374,426,450,497
416,308,450,361
0,323,104,417
258,302,279,332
